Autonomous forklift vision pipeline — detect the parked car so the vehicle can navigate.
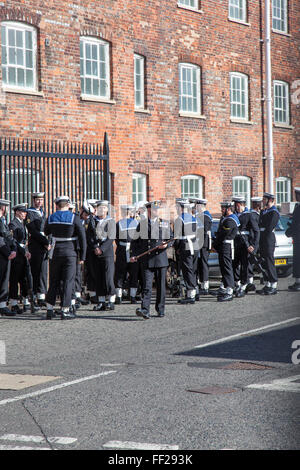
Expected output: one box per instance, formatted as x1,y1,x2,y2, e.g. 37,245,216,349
208,215,293,278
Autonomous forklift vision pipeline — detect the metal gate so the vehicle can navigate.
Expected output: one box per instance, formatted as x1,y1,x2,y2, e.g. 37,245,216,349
0,133,110,217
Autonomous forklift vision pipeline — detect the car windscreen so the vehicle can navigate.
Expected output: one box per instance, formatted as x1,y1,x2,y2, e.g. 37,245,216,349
275,215,290,231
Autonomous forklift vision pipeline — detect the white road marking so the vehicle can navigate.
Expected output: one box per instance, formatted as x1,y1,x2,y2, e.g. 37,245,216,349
0,434,77,445
246,375,300,393
103,440,179,450
0,445,49,450
194,317,300,349
0,370,116,407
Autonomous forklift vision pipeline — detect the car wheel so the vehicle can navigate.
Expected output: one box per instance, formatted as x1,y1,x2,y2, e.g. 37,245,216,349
277,266,293,278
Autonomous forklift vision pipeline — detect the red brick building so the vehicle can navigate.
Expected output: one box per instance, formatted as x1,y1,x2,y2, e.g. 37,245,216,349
0,0,299,215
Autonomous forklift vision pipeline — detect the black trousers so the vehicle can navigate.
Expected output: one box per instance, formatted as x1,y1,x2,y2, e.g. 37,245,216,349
218,244,234,289
141,266,167,314
115,251,139,289
233,242,249,285
181,251,197,290
46,256,77,308
198,247,209,283
85,250,97,292
95,256,116,298
9,256,29,300
293,240,300,278
29,245,48,296
260,234,277,283
0,257,10,303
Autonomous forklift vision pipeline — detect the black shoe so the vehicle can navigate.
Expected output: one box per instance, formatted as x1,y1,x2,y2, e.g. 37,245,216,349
106,302,115,311
136,308,150,319
23,304,31,313
46,309,55,320
198,288,210,295
245,283,256,293
288,283,300,292
235,288,246,298
37,300,47,308
70,306,78,317
195,294,200,301
178,298,195,305
74,302,81,310
115,296,122,305
61,310,75,320
257,286,272,295
11,305,23,314
0,307,16,317
156,310,165,317
90,295,98,304
130,297,137,304
93,302,106,311
79,297,90,305
217,293,233,302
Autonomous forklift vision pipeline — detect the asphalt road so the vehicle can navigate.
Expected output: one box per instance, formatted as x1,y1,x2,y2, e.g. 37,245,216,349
0,276,299,451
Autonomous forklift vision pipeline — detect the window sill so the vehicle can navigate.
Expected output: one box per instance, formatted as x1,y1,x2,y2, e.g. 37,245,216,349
228,17,250,27
274,123,294,130
230,118,253,125
179,112,206,119
2,87,44,97
80,94,116,104
177,5,203,15
135,108,151,115
272,29,291,37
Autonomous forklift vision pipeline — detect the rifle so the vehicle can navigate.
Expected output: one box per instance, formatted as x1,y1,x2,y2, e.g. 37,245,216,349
132,238,175,261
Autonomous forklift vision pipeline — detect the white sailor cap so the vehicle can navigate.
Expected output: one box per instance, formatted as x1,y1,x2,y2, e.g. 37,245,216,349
221,201,233,208
87,199,98,207
12,203,28,212
0,199,11,206
176,198,191,206
189,197,207,205
81,200,94,214
121,204,136,211
95,200,109,207
145,200,161,209
263,192,275,199
294,187,300,194
135,201,148,209
232,195,246,203
32,192,45,198
54,195,71,204
251,197,263,202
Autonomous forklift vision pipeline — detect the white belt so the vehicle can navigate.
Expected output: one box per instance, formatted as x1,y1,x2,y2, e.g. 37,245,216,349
48,237,78,260
40,232,45,236
19,243,26,248
120,241,131,262
207,230,212,250
223,239,234,259
179,235,196,255
240,231,250,235
260,228,275,232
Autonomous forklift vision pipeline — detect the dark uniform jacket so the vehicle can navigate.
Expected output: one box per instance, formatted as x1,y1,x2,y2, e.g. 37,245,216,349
45,210,86,260
26,208,49,250
86,215,115,258
0,216,16,259
236,209,260,253
203,210,213,249
213,213,240,251
116,217,139,263
174,213,200,254
259,206,280,242
286,203,300,242
8,217,27,257
131,217,173,268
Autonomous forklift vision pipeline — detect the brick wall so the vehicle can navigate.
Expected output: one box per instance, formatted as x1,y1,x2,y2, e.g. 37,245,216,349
0,0,299,215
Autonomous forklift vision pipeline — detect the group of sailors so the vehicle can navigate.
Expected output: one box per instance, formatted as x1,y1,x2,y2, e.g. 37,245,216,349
0,187,299,320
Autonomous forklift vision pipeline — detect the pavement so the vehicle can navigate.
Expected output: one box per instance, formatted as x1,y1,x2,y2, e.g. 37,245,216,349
0,276,299,451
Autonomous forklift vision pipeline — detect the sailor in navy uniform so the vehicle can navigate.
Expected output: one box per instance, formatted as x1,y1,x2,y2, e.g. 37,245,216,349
174,199,199,304
78,200,97,304
26,192,49,308
8,203,34,314
246,197,262,292
87,200,116,311
44,196,86,319
115,205,139,304
0,199,17,317
257,192,280,295
232,196,260,298
213,202,240,302
190,198,212,295
131,201,173,319
286,187,300,291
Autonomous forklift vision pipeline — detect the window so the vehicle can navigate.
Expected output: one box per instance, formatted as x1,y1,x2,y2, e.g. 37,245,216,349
1,21,37,91
276,177,291,205
272,0,288,33
134,54,145,110
232,176,251,208
80,37,110,100
178,0,199,9
181,175,203,199
4,169,39,220
132,173,147,204
179,63,201,115
230,72,249,120
229,0,247,23
274,80,289,125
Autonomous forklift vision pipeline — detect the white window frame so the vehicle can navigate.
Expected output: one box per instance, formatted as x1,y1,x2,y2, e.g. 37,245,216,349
232,176,251,208
132,173,147,204
178,0,199,11
181,175,203,199
80,36,110,101
230,72,249,121
276,177,291,205
228,0,247,23
179,63,201,116
274,80,290,125
134,54,145,110
1,21,37,92
272,0,288,34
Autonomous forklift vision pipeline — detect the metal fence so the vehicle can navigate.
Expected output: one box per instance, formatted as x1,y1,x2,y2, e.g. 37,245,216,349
0,133,110,218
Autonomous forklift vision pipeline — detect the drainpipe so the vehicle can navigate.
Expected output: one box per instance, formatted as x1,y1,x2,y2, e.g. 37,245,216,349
265,0,274,194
